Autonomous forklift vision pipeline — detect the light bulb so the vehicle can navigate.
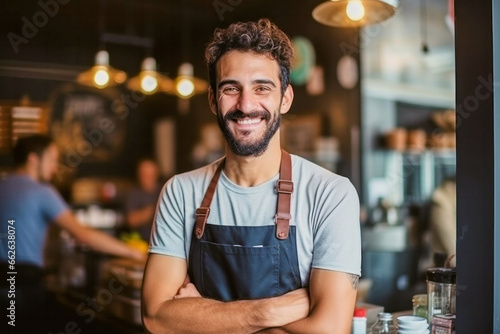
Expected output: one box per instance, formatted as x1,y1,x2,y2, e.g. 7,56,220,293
94,69,109,87
141,74,158,94
176,78,195,97
346,0,365,21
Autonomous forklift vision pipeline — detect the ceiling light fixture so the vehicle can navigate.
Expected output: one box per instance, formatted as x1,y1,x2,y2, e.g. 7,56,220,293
312,0,398,28
171,63,208,99
76,50,127,89
127,57,174,95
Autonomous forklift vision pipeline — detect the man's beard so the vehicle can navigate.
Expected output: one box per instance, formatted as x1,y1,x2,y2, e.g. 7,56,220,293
216,108,281,157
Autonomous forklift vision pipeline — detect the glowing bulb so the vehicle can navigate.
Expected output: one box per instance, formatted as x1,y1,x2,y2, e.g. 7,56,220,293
141,74,158,94
94,69,109,87
176,78,195,97
346,0,365,21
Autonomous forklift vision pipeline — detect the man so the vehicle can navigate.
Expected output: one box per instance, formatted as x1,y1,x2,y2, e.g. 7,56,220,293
0,135,145,280
0,134,145,331
142,18,361,333
125,158,162,241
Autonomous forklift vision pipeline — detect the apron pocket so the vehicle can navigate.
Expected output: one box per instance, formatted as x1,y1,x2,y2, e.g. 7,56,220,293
200,241,280,301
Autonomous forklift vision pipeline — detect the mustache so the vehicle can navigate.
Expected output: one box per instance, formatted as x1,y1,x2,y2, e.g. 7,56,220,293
224,110,271,122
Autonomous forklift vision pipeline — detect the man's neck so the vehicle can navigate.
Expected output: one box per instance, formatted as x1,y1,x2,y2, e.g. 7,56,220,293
223,142,283,187
14,166,38,182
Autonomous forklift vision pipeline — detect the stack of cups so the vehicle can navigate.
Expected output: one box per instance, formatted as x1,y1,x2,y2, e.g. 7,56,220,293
396,316,429,334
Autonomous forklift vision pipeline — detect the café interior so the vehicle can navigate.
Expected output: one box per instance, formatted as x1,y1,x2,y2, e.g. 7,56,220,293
0,0,498,332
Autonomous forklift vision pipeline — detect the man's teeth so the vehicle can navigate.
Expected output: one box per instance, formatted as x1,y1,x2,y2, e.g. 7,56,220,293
237,118,261,125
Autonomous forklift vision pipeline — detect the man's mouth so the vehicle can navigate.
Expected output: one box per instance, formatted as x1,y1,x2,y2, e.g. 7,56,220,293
236,117,263,125
227,110,270,124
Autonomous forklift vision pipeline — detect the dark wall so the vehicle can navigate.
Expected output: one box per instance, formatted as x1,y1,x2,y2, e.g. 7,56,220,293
0,0,360,184
455,0,498,331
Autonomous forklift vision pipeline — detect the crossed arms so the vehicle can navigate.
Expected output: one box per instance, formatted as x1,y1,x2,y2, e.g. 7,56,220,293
141,253,358,334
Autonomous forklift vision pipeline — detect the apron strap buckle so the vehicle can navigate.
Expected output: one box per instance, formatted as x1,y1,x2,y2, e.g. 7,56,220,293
196,207,211,217
276,179,294,194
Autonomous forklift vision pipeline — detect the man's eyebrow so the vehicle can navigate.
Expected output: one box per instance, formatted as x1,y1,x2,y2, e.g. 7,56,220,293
217,79,277,89
253,79,277,88
218,80,239,89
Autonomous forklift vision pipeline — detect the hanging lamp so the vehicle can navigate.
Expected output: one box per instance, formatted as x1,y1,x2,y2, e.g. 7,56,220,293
127,57,174,95
76,50,127,89
312,0,398,28
170,63,208,99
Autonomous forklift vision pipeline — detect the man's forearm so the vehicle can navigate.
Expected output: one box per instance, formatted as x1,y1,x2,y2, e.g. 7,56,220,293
56,211,145,261
143,288,309,334
257,272,359,334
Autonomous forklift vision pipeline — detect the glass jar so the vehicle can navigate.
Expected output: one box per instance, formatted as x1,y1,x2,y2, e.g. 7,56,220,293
426,267,456,322
412,294,428,319
369,312,397,334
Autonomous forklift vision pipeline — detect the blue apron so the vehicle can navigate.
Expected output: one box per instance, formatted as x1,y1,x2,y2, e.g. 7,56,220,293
188,150,301,301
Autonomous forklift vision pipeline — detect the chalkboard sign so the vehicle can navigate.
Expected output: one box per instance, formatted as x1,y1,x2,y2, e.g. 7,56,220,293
50,83,128,172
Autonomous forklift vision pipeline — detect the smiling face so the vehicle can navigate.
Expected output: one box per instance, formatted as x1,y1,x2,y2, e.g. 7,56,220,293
209,50,293,157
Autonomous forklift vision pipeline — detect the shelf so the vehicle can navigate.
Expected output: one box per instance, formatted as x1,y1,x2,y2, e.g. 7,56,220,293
363,77,455,109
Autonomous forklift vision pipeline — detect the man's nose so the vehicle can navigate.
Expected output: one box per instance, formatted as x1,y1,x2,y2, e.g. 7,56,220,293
236,89,257,113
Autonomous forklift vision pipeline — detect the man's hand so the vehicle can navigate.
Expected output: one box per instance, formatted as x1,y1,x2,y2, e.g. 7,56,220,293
173,275,202,299
265,288,310,328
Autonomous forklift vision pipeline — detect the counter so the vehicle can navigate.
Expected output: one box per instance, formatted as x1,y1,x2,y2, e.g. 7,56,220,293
54,289,146,334
47,246,146,333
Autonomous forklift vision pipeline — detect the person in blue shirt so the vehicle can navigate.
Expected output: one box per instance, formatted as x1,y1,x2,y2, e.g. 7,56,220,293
0,134,145,331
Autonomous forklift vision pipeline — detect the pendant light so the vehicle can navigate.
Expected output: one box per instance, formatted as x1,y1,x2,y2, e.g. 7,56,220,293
127,57,174,95
169,0,208,102
76,50,127,89
312,0,398,28
172,63,208,99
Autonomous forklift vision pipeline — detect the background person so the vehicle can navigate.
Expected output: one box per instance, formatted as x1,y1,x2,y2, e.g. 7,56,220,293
124,158,162,241
429,176,456,267
0,134,145,331
142,18,361,333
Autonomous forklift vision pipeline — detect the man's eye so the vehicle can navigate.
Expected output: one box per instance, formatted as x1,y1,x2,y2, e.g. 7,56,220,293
255,86,271,93
222,87,239,94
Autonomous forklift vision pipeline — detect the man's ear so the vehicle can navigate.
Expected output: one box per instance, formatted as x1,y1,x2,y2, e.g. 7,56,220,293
26,152,39,167
208,87,217,115
280,85,294,115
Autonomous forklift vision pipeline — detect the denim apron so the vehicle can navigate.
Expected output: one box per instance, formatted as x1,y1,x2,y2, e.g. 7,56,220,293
188,150,301,301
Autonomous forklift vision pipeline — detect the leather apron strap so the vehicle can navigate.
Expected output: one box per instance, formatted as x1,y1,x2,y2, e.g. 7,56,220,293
275,150,293,240
194,150,293,240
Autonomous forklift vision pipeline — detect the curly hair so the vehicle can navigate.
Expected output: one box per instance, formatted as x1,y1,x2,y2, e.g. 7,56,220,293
205,18,294,96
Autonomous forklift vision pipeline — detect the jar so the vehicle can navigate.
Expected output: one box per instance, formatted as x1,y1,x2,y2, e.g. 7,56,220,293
412,294,428,319
369,312,397,334
426,267,456,322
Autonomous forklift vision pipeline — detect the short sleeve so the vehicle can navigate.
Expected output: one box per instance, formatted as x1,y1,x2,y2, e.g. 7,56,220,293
311,178,361,276
149,176,188,259
40,185,69,223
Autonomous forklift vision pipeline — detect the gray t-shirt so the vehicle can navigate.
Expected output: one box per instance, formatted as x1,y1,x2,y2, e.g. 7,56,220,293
150,155,361,286
124,184,162,241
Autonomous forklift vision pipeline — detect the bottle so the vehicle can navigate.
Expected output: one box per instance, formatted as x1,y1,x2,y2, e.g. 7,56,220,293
352,308,367,334
369,312,397,334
